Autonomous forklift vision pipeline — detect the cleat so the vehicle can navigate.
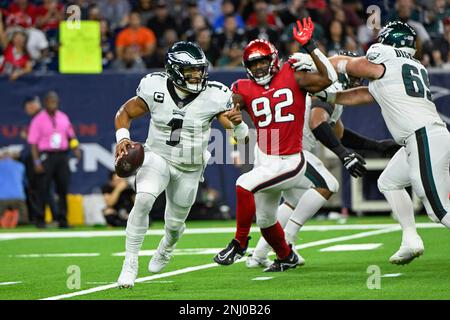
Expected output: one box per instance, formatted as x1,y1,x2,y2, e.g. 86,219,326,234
117,255,138,289
264,246,300,272
214,237,250,266
148,238,174,273
389,245,424,265
246,253,272,269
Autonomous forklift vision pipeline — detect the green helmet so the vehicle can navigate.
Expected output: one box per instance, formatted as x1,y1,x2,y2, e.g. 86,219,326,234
377,21,417,55
165,41,209,93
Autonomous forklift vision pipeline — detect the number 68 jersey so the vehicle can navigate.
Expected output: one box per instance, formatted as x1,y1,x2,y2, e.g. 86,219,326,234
366,43,445,144
136,72,232,171
232,62,307,155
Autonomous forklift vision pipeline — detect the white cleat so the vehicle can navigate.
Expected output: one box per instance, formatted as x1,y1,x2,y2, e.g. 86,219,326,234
148,241,174,273
291,246,306,266
389,238,424,265
117,256,138,289
246,254,272,269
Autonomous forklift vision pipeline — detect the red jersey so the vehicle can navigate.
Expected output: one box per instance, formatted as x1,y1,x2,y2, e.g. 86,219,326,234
232,62,307,155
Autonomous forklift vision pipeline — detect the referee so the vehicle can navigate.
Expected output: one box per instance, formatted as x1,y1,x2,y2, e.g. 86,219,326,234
27,91,81,228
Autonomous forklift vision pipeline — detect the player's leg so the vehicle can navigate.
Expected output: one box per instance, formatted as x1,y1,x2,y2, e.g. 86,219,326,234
214,150,305,265
284,151,339,244
407,127,450,228
254,191,300,272
149,166,202,273
118,151,170,288
378,147,424,265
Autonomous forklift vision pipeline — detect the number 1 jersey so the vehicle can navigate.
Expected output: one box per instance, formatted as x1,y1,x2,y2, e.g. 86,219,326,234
232,62,307,155
366,43,445,144
136,72,232,171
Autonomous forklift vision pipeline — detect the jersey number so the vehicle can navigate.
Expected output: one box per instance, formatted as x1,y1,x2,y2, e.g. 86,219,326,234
401,64,432,101
166,118,183,146
251,88,295,128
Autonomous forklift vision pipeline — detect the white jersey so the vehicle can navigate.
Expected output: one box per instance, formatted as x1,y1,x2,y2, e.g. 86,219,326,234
302,83,344,152
136,72,232,171
366,43,445,144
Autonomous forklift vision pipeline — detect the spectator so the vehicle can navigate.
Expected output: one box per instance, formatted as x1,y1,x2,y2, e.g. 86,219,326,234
87,4,102,21
423,0,450,39
215,15,246,67
35,0,64,33
198,0,223,26
177,0,201,36
0,30,33,81
213,0,245,33
100,19,115,69
0,150,27,228
184,14,211,42
101,172,135,227
25,27,50,70
97,0,131,31
146,1,177,44
326,19,347,56
196,27,220,66
245,1,280,48
27,91,82,229
276,0,310,27
111,45,146,71
115,11,156,61
321,0,362,31
151,28,179,68
245,0,279,29
431,17,450,67
133,0,154,26
4,0,38,28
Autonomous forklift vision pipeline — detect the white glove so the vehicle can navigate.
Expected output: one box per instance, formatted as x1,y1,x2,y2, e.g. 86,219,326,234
290,52,317,72
314,87,336,104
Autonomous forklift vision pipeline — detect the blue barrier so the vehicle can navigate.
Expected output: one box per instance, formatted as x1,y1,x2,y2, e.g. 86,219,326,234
1,70,449,214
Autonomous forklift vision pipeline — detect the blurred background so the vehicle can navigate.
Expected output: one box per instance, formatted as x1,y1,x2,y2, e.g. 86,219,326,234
0,0,449,228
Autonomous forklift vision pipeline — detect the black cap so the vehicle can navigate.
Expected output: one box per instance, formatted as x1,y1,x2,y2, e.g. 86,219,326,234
23,96,39,107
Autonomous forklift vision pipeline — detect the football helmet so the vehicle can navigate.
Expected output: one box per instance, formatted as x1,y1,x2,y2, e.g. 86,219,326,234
377,21,417,55
243,39,280,85
165,41,209,93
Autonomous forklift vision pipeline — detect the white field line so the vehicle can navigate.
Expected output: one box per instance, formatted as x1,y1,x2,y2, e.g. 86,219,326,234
0,281,22,286
40,226,401,300
0,222,444,241
252,277,273,281
11,253,100,258
319,243,383,252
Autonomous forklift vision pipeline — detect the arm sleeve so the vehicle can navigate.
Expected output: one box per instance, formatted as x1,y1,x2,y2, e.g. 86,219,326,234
365,43,390,65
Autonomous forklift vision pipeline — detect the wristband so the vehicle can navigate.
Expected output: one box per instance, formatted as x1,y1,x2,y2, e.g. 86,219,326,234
304,40,317,53
116,128,130,143
34,159,41,166
233,122,249,140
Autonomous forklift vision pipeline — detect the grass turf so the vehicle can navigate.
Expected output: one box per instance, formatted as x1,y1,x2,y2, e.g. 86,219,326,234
1,216,449,300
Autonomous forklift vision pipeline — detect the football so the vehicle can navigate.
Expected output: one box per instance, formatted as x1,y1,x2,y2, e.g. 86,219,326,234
115,142,144,178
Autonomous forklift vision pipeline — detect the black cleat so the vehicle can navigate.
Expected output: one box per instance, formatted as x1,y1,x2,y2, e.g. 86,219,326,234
263,246,299,272
213,237,250,266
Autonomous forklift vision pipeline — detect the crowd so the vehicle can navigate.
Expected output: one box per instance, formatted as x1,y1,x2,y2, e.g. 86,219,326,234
0,0,449,80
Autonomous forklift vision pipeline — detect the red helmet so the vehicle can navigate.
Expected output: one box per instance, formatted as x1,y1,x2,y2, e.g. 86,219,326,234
243,39,280,85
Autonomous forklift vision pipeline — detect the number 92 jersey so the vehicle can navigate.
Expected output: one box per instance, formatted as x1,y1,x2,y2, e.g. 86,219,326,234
232,62,307,155
136,72,232,171
366,43,445,144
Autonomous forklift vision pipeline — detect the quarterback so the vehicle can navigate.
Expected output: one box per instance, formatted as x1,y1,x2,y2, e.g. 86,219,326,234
114,41,248,288
321,21,450,264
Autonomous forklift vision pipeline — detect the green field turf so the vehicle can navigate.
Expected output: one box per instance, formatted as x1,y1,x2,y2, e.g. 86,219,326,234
1,216,449,300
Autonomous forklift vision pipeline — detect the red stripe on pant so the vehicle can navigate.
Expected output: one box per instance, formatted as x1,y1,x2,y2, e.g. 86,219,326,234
261,222,291,260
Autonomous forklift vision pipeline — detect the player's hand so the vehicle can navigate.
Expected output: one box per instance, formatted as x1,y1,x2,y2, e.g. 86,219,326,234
376,140,402,157
290,52,315,72
340,151,367,178
34,163,45,174
225,102,243,126
292,17,315,46
115,138,133,160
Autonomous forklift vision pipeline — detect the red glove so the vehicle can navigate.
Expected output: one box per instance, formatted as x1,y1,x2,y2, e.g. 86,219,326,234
292,17,315,51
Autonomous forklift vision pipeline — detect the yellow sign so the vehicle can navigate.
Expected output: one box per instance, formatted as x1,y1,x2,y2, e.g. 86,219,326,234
59,21,102,74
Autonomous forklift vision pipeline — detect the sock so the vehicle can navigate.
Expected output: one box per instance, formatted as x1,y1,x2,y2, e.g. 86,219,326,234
234,186,255,248
163,224,186,249
125,193,156,257
260,222,291,260
253,203,293,259
441,213,450,229
284,189,327,243
382,189,419,244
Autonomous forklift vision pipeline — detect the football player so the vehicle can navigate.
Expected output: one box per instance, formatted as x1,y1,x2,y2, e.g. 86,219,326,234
247,52,400,268
320,21,450,265
114,41,248,288
213,18,358,272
